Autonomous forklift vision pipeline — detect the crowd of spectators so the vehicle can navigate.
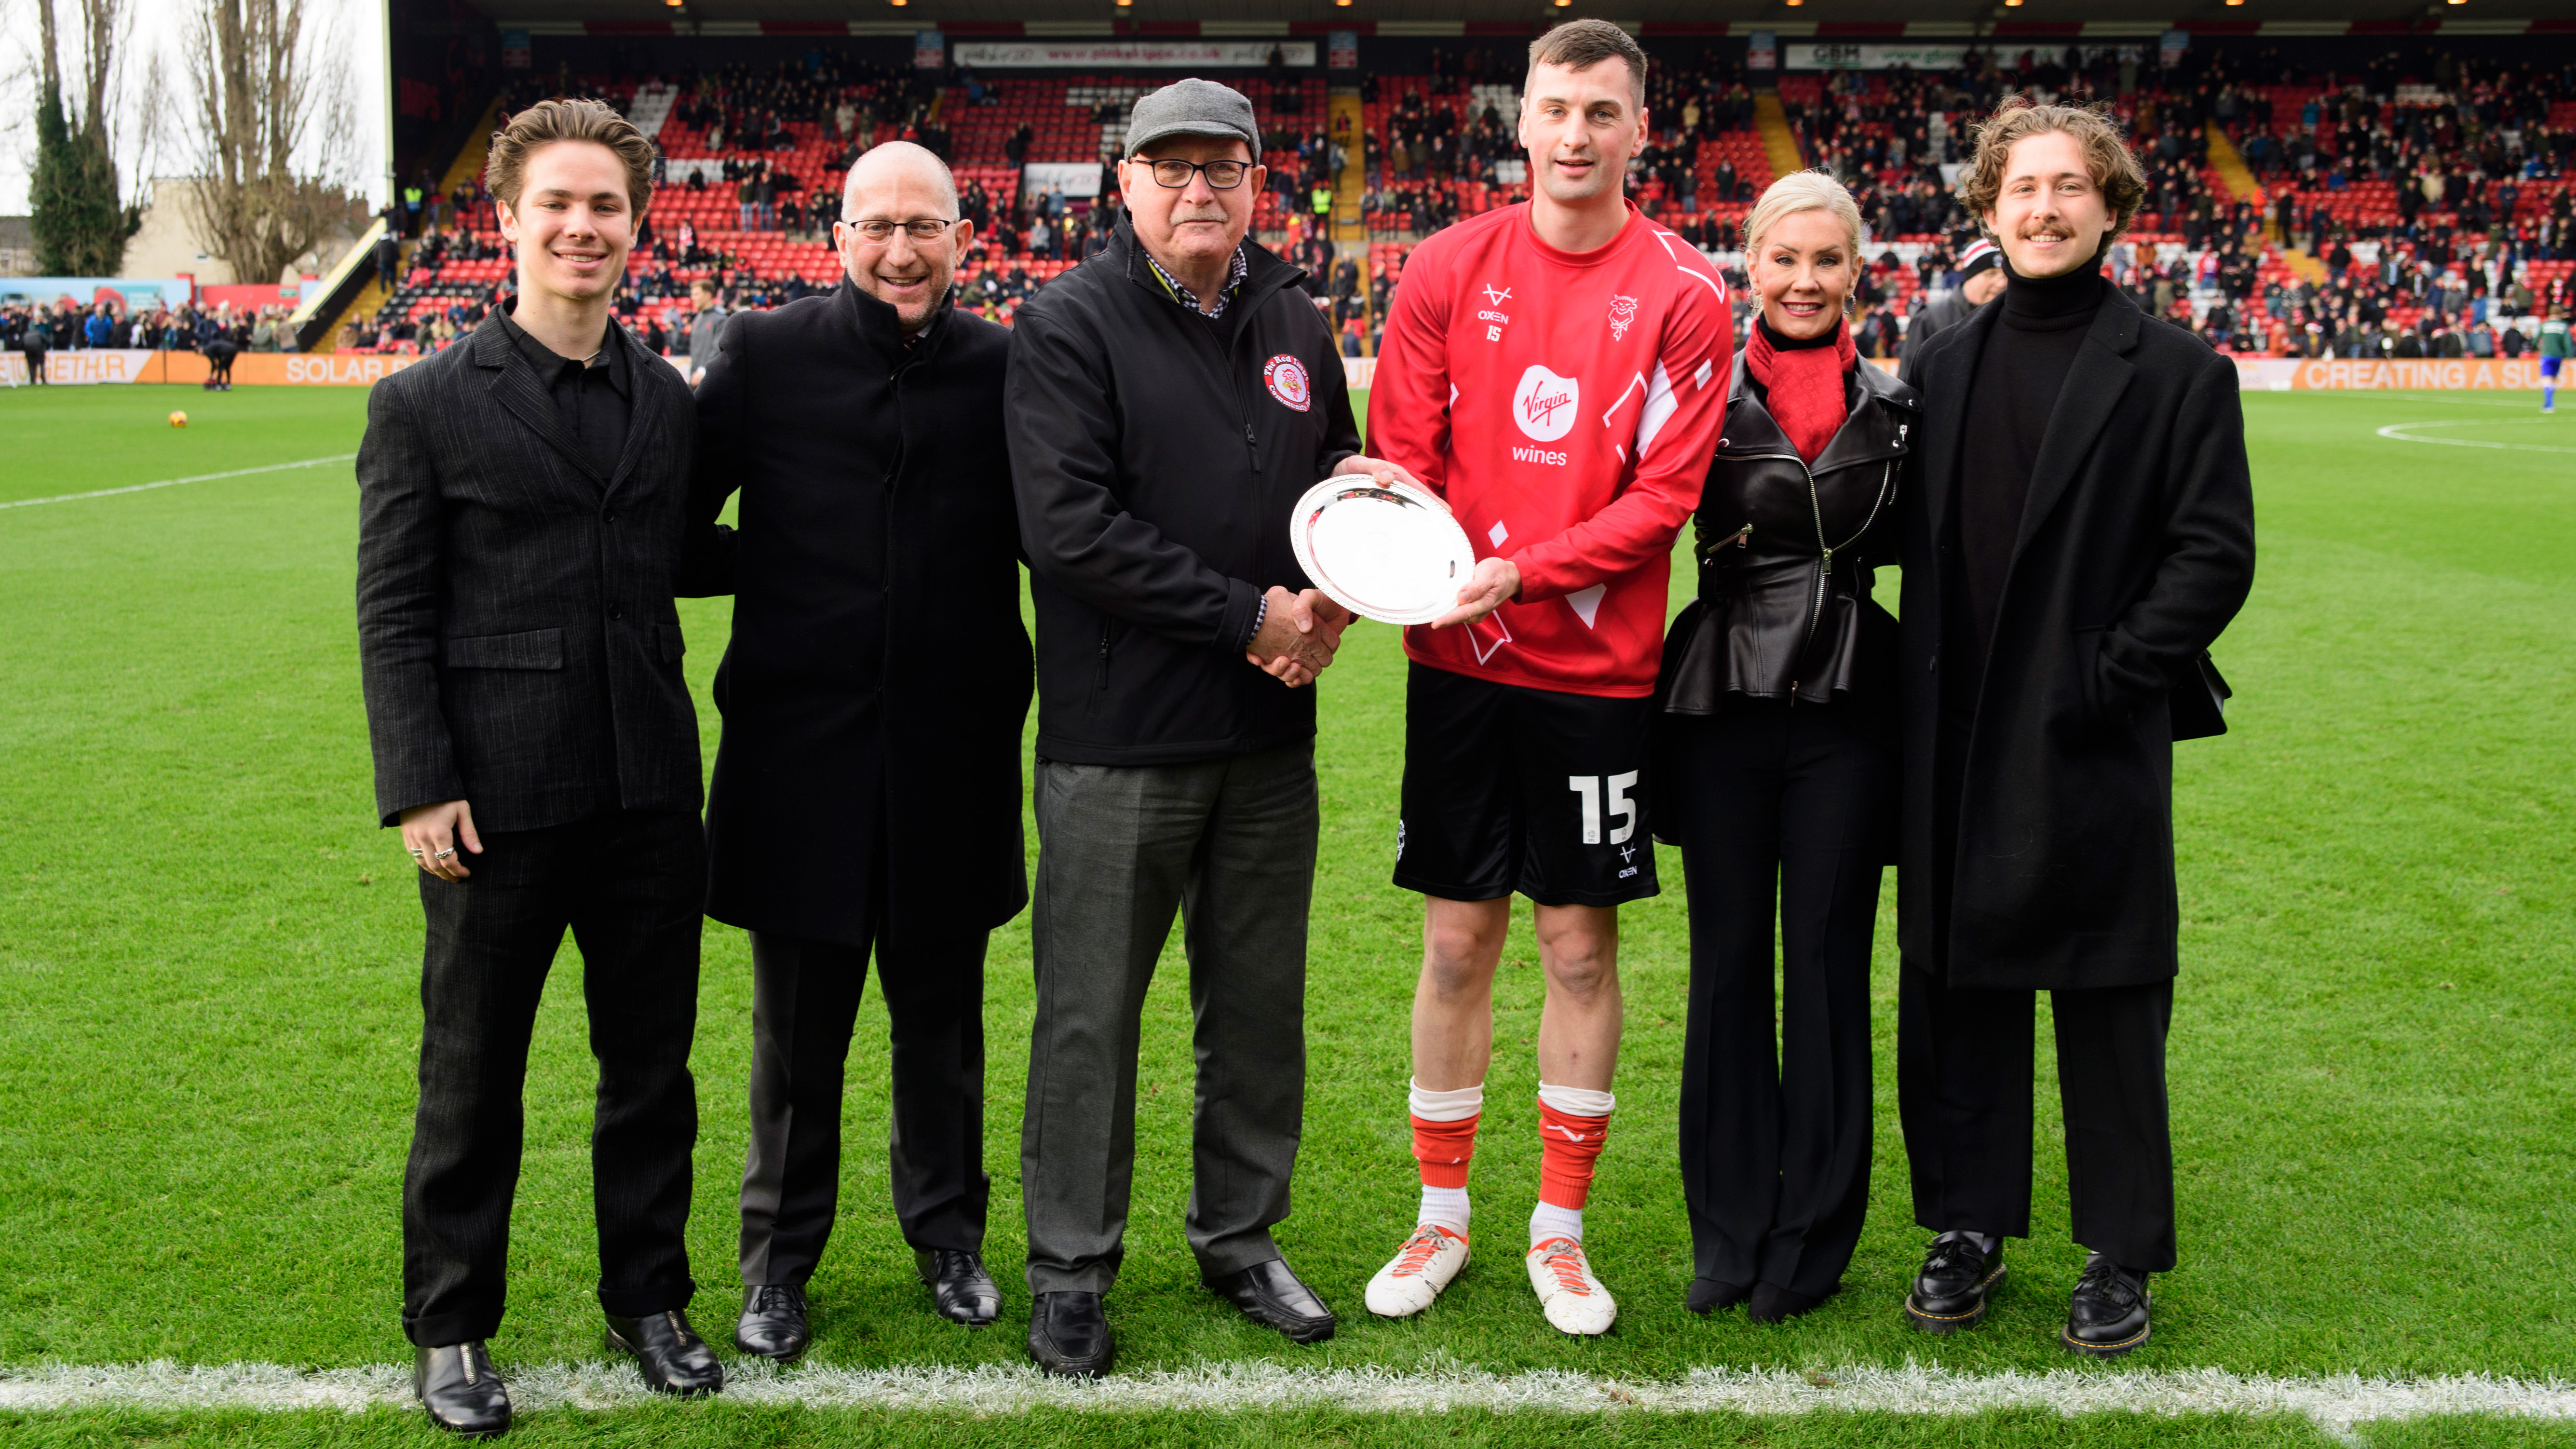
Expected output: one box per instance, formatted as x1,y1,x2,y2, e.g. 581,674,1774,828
1780,43,2576,358
344,39,2576,366
4,297,300,362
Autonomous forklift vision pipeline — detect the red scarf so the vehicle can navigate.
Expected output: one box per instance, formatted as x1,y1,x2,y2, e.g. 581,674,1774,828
1744,319,1857,464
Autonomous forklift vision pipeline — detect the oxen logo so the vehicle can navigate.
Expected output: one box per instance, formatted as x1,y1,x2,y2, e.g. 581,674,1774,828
1263,354,1312,413
1513,365,1579,442
1606,294,1640,341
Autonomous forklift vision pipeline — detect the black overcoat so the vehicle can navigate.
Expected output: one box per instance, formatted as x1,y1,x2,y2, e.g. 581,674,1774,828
1898,284,2255,991
690,283,1033,947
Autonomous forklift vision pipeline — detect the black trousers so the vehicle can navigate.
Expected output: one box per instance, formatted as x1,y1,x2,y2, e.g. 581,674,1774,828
1897,967,2177,1272
402,809,705,1348
1667,702,1893,1299
737,922,990,1288
1915,704,2179,1272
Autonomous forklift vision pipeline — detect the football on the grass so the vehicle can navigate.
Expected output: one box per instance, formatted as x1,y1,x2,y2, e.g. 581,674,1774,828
169,411,187,428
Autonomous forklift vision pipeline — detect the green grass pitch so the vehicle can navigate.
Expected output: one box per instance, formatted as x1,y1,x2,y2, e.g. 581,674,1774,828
0,381,2570,1445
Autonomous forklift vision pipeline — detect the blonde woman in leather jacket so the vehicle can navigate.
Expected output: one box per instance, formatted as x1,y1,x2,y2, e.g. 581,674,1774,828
1653,171,1917,1323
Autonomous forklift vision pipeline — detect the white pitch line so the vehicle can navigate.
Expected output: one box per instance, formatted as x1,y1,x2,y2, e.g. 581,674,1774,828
1,1359,2572,1429
2375,420,2576,455
0,453,357,510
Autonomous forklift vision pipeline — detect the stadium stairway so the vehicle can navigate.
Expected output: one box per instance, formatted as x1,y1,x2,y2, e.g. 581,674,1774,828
1753,92,1805,185
2201,121,2265,211
312,97,500,352
2198,119,2330,286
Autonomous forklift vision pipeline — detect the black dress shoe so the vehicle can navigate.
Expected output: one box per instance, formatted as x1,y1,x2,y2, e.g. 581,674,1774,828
1686,1278,1751,1315
1204,1258,1336,1344
605,1310,724,1396
2062,1253,2153,1358
1028,1290,1113,1379
1749,1282,1834,1324
735,1283,810,1361
414,1341,509,1438
1905,1232,2007,1333
917,1248,1002,1327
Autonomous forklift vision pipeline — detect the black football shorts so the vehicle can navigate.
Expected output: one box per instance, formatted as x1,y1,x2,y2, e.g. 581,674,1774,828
1393,661,1659,908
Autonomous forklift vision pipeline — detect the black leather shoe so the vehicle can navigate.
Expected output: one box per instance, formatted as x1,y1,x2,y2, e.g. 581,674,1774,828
1750,1281,1836,1323
1028,1290,1114,1378
917,1248,1002,1327
414,1341,510,1438
1905,1232,2007,1333
1686,1278,1751,1314
735,1283,809,1361
2062,1253,2153,1358
1204,1257,1336,1344
605,1310,724,1396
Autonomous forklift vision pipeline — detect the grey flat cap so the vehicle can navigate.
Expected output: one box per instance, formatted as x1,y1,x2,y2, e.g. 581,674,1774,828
1125,78,1262,163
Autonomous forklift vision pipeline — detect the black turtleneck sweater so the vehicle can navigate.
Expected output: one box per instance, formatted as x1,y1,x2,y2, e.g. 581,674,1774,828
1952,260,2105,671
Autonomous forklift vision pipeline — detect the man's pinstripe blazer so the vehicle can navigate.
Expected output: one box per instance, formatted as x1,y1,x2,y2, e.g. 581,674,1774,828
355,315,726,832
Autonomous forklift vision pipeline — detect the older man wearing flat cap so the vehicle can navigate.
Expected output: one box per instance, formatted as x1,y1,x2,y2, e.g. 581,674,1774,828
1006,77,1417,1379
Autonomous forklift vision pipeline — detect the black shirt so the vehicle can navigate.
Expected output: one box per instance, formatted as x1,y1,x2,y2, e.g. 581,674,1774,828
495,298,632,478
1952,259,2103,679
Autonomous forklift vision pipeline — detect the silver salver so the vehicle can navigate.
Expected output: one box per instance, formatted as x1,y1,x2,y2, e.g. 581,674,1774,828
1286,477,1478,626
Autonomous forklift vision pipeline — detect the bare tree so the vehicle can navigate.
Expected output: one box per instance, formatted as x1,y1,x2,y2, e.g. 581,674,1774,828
178,0,358,285
26,0,143,273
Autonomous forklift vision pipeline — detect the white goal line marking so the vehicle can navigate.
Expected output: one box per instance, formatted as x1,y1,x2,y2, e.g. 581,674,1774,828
0,453,357,511
2,1359,2571,1428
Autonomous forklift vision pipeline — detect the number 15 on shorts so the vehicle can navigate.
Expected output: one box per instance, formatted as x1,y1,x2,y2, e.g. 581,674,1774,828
1568,772,1640,846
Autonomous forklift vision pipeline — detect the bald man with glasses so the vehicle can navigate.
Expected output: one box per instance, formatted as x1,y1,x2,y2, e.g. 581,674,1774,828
688,141,1034,1359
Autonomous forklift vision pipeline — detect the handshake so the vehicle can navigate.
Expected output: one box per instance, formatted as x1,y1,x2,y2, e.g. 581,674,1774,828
1246,585,1352,690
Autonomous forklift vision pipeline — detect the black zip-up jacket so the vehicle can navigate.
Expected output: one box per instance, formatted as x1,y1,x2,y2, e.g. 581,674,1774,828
1659,351,1918,714
1006,218,1361,766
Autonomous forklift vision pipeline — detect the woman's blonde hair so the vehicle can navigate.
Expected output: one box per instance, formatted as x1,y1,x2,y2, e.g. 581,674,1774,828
1743,170,1864,260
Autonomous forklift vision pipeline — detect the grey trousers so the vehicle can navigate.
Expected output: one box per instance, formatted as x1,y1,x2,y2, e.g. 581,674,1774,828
1020,742,1318,1296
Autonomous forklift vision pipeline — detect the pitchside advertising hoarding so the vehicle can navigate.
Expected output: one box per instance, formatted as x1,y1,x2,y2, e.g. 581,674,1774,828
2232,357,2559,391
0,351,2543,392
0,352,429,386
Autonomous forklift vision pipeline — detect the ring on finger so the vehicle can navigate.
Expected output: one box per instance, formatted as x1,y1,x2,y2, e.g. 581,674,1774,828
434,847,456,860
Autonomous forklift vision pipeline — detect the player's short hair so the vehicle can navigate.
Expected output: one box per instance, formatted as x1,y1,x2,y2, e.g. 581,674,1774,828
690,279,717,297
486,97,656,217
1955,97,2146,244
1744,170,1865,260
1526,20,1647,110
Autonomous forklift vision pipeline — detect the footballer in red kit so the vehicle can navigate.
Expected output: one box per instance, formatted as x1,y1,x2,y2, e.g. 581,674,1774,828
1359,21,1731,1337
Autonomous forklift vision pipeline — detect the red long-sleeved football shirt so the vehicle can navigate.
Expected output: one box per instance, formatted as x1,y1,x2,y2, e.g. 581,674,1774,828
1369,201,1732,697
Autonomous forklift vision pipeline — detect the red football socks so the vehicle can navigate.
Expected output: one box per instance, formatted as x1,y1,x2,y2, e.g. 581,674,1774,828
1536,1096,1612,1210
1410,1110,1480,1189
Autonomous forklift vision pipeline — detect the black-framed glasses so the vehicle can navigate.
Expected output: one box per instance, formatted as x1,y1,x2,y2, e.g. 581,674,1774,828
843,217,959,243
1139,159,1250,190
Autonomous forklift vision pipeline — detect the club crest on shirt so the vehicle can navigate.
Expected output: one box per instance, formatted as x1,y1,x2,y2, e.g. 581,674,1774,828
1263,353,1312,413
1606,294,1640,341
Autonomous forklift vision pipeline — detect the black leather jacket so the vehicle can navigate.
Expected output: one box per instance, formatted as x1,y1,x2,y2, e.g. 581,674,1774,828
1660,352,1919,711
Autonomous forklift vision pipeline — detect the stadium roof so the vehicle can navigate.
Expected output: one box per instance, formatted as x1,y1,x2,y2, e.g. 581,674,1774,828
484,3,2576,34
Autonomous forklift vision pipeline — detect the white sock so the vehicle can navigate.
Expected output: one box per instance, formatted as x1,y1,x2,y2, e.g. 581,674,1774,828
1530,1200,1585,1246
1418,1185,1471,1234
1407,1077,1484,1122
1535,1082,1617,1117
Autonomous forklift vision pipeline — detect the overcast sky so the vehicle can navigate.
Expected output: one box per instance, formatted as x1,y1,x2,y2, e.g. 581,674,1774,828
0,0,385,219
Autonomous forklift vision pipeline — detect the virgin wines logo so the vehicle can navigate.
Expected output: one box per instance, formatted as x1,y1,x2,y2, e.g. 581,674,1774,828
1513,365,1579,442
